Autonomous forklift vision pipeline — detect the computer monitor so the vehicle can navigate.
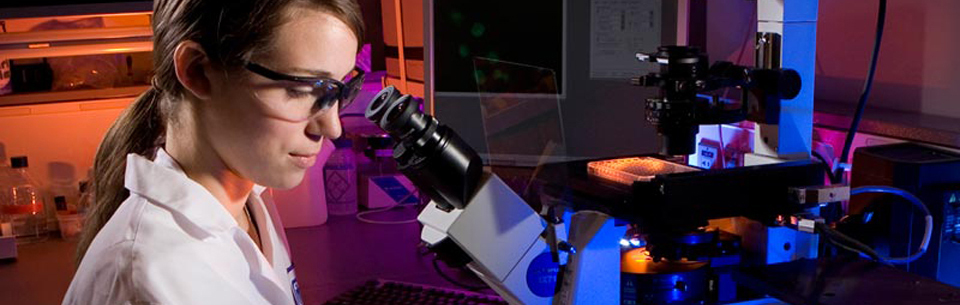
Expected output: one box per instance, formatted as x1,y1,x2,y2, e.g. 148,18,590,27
425,0,687,165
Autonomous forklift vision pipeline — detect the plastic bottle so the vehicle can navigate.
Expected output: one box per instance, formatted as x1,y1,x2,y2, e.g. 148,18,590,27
54,195,83,240
324,138,358,215
3,156,45,240
0,158,14,237
66,180,94,240
77,181,92,214
49,177,79,214
0,159,11,207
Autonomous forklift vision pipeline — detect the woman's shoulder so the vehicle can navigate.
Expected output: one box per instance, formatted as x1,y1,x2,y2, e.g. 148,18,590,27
88,192,212,262
90,195,248,273
67,193,262,305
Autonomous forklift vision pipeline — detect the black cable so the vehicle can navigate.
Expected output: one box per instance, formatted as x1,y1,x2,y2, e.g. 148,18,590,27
431,258,489,292
810,150,836,182
721,4,757,102
834,0,888,183
816,222,886,263
810,150,846,224
823,233,866,257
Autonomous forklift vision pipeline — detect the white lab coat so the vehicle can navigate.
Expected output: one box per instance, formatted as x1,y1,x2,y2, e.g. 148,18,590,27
63,149,303,305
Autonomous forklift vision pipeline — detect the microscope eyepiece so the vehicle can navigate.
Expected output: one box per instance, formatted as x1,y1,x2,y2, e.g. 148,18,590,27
365,86,401,125
365,86,483,210
380,94,419,135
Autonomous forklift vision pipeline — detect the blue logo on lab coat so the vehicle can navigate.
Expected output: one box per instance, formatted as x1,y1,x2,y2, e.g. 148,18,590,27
288,265,303,305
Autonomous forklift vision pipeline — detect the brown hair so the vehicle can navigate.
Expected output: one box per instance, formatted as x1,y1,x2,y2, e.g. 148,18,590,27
77,0,364,263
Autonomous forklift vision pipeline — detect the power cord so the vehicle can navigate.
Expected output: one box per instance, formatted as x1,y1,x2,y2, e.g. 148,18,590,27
834,0,888,183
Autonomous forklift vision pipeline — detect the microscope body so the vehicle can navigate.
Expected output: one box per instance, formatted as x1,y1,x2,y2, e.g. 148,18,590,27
418,171,624,305
419,172,554,304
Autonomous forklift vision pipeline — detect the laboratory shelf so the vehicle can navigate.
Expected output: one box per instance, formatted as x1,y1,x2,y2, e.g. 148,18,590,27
0,85,148,107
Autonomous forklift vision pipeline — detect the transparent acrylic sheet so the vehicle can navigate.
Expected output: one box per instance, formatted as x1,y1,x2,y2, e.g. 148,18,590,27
472,57,570,204
473,57,566,166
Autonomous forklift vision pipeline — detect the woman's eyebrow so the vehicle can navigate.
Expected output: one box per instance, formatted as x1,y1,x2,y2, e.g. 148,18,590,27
288,67,334,78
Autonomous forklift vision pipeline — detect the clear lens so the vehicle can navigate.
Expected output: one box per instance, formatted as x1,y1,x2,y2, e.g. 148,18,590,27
255,80,345,119
246,63,362,119
339,73,364,109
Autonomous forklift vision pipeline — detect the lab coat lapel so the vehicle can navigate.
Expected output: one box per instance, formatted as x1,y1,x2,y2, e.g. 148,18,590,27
124,151,235,237
230,227,292,303
247,188,276,264
248,187,296,292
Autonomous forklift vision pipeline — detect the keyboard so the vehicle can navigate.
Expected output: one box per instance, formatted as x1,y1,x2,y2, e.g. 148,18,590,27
324,279,508,305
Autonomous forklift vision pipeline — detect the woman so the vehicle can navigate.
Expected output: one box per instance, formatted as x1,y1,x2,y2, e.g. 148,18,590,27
63,0,363,304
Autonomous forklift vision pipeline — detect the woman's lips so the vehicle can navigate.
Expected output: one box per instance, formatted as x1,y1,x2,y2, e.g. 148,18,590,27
289,153,318,168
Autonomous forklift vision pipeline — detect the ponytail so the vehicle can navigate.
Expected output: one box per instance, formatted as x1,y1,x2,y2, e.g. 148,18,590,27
76,87,165,264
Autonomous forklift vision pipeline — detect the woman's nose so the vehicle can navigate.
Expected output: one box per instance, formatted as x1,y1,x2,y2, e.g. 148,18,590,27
306,106,342,140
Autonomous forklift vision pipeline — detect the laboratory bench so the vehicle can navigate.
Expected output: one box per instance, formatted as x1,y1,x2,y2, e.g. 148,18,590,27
0,204,493,304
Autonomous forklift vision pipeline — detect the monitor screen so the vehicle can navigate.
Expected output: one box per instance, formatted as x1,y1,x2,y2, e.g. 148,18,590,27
433,1,564,94
428,0,682,164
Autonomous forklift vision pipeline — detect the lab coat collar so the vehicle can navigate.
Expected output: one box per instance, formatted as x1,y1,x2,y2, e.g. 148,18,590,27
124,149,265,236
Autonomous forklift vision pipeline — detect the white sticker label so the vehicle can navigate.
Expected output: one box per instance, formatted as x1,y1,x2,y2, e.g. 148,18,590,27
590,0,662,79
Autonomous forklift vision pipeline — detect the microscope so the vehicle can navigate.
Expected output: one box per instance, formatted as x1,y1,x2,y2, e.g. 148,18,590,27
360,0,959,302
361,3,826,300
364,71,835,305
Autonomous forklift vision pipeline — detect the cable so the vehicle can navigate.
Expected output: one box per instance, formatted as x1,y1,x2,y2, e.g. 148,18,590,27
815,185,932,265
721,3,757,102
817,221,884,262
355,190,421,225
431,258,489,292
834,0,888,183
810,150,837,182
852,185,932,264
822,229,873,259
717,124,726,168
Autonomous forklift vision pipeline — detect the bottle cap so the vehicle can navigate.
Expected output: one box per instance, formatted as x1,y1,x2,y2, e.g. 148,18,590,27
55,196,67,211
333,138,353,149
10,156,27,168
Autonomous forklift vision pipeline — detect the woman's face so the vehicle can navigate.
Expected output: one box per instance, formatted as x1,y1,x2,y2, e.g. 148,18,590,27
200,9,359,189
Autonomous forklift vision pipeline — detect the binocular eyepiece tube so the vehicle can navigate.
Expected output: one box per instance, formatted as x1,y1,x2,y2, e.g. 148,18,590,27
364,86,483,211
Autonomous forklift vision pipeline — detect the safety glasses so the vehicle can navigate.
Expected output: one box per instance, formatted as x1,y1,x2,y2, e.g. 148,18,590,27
245,62,365,117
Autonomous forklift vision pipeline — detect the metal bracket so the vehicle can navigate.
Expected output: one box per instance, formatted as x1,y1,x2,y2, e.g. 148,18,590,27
789,185,850,206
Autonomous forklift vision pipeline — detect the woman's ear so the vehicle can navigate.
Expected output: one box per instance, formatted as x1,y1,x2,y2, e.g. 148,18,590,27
173,41,214,100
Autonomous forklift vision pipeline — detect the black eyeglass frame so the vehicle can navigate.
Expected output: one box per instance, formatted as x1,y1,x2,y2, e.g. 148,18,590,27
245,62,365,112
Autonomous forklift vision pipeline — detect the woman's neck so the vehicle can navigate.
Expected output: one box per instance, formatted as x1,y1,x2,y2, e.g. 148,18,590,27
165,117,253,223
